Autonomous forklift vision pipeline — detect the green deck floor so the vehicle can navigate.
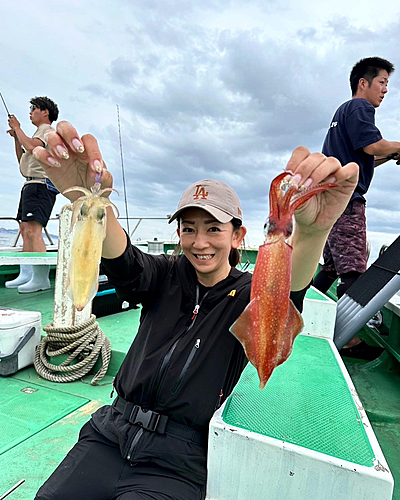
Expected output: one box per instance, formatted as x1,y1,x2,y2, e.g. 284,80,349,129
0,379,88,455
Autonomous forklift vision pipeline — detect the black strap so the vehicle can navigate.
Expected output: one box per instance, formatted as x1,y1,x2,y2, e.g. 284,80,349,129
112,396,206,446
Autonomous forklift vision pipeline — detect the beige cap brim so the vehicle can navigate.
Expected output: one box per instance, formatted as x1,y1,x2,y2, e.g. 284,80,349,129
168,204,233,224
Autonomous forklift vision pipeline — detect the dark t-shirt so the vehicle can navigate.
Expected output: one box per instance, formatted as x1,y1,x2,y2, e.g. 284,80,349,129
322,98,382,202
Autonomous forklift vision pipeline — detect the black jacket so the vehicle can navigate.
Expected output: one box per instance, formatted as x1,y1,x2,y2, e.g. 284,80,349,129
91,237,306,483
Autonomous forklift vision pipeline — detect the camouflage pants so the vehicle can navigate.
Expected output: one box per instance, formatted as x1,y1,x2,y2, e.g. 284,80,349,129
321,199,367,275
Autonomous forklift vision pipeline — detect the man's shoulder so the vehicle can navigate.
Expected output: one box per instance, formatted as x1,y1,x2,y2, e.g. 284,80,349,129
342,98,374,114
33,123,54,142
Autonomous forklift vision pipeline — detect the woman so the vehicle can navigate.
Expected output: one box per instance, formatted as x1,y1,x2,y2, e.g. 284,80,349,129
33,122,358,500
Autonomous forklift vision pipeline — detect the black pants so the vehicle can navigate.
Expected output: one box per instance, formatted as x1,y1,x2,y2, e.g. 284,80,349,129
35,422,205,500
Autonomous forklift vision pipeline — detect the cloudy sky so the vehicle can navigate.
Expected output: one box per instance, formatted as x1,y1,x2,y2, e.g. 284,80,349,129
1,0,400,263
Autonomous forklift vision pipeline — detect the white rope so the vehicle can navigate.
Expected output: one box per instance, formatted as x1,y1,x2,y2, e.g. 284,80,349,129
34,315,111,385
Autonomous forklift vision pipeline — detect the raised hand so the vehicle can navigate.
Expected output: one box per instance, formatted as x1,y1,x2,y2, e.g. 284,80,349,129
284,146,359,234
32,121,113,202
8,115,21,131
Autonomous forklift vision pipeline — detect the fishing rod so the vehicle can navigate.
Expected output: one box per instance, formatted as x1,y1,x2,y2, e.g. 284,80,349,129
116,105,130,235
384,152,400,161
0,92,12,118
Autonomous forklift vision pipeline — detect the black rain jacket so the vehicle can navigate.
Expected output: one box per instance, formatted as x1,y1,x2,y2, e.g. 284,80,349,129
91,237,306,484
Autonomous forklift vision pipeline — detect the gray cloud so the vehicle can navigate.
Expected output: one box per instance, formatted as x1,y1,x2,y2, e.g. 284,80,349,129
108,58,139,87
1,0,400,254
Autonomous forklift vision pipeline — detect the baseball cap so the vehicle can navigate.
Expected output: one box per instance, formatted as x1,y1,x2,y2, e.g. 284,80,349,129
168,179,243,224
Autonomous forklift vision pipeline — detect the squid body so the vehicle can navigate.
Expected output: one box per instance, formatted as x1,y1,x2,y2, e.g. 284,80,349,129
64,183,119,312
231,172,339,389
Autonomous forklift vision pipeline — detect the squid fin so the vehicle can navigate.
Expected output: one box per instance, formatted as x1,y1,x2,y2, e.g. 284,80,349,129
257,299,303,389
81,267,101,311
276,298,304,367
230,298,258,368
231,298,304,390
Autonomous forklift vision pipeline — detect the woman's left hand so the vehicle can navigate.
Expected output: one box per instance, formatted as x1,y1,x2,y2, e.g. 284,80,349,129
285,146,359,234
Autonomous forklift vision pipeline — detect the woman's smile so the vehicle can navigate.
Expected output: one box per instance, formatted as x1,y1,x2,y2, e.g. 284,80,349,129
177,207,245,286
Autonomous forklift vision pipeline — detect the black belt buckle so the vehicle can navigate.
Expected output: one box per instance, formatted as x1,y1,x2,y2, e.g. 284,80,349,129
130,405,160,432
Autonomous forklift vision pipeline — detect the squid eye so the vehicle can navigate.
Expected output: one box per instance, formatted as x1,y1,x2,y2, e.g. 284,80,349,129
280,180,291,194
286,220,293,238
264,218,277,237
80,204,89,217
96,208,105,221
263,219,271,237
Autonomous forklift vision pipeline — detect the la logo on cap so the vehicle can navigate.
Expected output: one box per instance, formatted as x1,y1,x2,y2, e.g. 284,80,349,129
193,185,209,200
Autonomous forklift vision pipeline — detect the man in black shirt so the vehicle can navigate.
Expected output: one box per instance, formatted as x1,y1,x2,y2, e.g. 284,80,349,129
314,57,400,343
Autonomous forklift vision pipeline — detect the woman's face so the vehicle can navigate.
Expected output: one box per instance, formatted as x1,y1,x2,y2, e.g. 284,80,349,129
177,208,246,287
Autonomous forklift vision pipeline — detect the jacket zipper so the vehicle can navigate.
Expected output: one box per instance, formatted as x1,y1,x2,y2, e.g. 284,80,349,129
126,428,144,461
151,286,210,407
125,287,201,462
171,338,201,394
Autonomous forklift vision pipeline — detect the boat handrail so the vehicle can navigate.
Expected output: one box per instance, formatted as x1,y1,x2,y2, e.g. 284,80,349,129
0,216,55,247
0,215,171,248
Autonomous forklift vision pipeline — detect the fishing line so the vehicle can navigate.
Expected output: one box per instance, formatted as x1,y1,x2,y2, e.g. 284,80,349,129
116,105,130,234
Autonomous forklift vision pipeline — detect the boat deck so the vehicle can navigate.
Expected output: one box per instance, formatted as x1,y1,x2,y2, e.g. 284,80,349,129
1,281,400,499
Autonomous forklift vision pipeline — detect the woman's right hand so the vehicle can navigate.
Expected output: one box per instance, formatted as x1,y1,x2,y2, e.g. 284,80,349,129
32,121,113,202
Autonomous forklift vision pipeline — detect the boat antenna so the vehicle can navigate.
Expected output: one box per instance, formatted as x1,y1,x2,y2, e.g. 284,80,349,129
116,104,130,234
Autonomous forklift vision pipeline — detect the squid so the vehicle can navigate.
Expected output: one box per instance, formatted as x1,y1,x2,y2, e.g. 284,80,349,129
64,182,119,312
231,172,339,389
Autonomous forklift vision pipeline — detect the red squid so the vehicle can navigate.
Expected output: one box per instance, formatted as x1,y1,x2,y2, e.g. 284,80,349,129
231,172,339,389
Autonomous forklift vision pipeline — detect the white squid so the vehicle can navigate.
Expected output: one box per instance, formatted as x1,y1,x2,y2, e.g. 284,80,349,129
64,183,119,311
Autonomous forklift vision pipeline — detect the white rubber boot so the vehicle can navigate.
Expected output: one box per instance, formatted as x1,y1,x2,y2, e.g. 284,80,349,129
18,265,51,293
5,265,33,288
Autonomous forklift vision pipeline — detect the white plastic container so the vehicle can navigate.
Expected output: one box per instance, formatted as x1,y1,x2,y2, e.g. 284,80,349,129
0,308,41,375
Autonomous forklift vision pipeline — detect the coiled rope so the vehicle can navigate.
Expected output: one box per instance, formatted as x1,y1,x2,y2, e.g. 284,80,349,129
34,315,111,385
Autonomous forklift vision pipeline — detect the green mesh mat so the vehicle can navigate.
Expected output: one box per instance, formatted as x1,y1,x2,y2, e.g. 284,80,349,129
222,335,375,466
0,379,88,455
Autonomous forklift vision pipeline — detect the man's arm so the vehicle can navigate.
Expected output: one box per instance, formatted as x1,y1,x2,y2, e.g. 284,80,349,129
8,115,44,153
364,138,400,160
7,129,24,162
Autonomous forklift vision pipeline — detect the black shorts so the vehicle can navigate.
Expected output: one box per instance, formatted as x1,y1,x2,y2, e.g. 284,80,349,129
35,422,206,500
17,182,57,228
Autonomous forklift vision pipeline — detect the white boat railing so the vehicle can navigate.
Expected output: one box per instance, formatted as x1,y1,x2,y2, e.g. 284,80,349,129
0,216,56,247
0,215,171,250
